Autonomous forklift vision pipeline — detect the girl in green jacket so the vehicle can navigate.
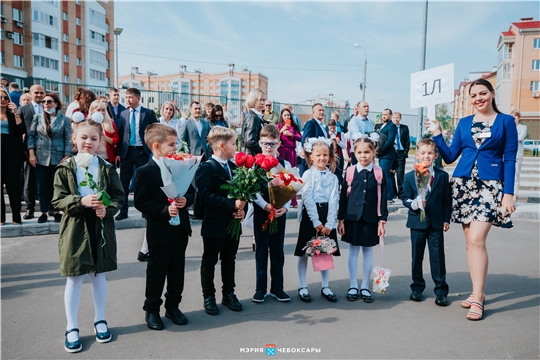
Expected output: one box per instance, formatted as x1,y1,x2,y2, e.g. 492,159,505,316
52,112,124,353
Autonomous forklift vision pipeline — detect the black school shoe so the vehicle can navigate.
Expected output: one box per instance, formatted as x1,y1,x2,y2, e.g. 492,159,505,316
64,328,82,353
137,251,149,262
165,308,188,325
252,290,266,303
269,290,291,302
435,295,448,306
93,320,112,343
222,293,243,311
145,312,164,330
204,296,219,315
37,213,48,223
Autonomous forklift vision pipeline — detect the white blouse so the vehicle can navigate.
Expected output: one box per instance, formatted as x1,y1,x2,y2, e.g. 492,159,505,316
298,166,339,229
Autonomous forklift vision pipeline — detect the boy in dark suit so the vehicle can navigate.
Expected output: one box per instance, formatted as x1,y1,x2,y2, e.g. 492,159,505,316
134,123,194,330
195,127,246,315
402,138,451,306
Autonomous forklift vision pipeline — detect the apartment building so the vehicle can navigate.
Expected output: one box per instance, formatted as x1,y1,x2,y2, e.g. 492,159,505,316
1,0,114,103
452,71,496,125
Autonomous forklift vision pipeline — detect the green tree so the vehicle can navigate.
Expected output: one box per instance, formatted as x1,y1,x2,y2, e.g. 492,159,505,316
436,103,454,131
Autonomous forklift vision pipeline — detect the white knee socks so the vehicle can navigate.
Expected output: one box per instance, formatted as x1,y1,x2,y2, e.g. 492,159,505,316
348,245,361,292
361,247,374,295
64,273,108,340
297,257,308,295
347,245,374,295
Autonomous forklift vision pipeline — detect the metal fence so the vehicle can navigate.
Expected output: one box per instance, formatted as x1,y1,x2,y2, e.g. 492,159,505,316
2,74,420,139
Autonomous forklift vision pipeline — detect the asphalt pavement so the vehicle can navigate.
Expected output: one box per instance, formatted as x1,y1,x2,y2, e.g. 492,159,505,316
1,216,539,359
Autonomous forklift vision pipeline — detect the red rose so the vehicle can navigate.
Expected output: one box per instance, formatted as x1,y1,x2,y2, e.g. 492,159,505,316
235,152,247,167
255,153,265,166
245,155,255,168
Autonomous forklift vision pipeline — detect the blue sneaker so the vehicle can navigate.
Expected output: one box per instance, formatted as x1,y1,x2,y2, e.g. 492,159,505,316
94,320,112,343
64,328,82,353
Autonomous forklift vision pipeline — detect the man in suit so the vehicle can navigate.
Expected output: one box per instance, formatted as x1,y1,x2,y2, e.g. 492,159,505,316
377,108,397,203
178,101,211,160
347,101,374,165
108,87,126,130
18,84,45,219
402,138,451,306
115,87,158,221
393,111,410,198
300,103,328,175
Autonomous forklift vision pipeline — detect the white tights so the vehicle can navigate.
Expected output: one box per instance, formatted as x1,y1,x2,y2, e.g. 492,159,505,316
348,245,373,295
64,273,108,341
297,257,333,296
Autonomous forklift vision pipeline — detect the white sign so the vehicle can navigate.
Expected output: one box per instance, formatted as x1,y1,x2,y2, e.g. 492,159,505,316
410,63,454,129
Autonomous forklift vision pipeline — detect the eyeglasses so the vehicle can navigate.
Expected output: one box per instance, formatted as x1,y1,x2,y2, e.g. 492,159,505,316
261,142,279,148
1,96,9,101
265,104,272,107
42,99,55,104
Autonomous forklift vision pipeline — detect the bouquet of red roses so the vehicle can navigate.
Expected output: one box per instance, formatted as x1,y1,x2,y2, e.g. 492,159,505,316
262,165,304,234
221,152,279,239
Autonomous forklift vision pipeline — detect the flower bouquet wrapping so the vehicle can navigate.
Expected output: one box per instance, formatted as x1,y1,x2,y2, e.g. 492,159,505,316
221,152,279,239
371,266,392,294
262,165,304,233
75,153,112,257
302,236,338,272
160,151,202,226
413,161,431,222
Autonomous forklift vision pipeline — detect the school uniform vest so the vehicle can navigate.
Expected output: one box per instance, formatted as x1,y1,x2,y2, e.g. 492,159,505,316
344,169,380,223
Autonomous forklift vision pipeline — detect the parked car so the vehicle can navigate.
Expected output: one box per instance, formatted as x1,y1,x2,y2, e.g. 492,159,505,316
524,140,540,151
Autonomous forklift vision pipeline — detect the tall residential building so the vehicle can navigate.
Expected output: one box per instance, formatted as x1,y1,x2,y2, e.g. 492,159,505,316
1,0,114,103
496,17,540,137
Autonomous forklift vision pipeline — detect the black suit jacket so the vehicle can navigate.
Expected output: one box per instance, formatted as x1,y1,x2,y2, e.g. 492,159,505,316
401,167,451,230
338,168,388,223
116,106,158,158
195,158,239,238
133,160,194,245
108,102,126,130
396,124,410,156
18,103,35,132
242,110,267,155
378,121,397,159
301,118,327,145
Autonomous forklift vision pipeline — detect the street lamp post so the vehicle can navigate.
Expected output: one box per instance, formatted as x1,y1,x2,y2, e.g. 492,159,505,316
354,44,367,101
113,28,123,89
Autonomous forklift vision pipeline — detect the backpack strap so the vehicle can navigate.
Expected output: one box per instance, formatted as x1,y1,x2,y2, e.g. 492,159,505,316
346,166,356,197
373,164,383,217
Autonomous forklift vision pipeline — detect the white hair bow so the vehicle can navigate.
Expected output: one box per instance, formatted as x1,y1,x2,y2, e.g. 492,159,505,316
351,132,380,144
303,137,333,153
71,111,85,123
91,111,104,124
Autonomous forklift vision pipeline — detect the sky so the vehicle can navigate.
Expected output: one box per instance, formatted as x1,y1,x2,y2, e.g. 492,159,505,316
114,0,539,115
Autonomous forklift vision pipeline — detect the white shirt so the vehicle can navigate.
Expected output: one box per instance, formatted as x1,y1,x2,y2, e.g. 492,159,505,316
130,105,143,146
356,162,373,173
254,158,292,210
329,130,346,149
211,154,232,178
298,166,339,229
76,155,99,198
315,119,328,138
193,117,203,136
32,101,43,116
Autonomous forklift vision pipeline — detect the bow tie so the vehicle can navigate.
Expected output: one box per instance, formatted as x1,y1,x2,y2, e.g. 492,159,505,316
320,171,327,175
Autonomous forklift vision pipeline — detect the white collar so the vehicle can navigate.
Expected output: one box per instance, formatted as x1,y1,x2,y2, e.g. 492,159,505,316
211,155,229,165
130,105,142,112
251,108,263,118
311,165,328,173
356,162,373,172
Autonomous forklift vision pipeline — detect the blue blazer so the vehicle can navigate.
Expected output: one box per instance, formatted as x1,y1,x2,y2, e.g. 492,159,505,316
116,106,158,159
433,113,518,194
301,118,328,145
401,168,451,230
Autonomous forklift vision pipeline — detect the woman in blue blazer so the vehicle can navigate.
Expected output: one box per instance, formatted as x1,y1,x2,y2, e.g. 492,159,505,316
428,78,517,321
28,92,72,224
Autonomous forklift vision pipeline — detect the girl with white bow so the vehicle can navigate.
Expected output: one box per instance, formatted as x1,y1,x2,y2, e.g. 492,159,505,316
294,137,341,303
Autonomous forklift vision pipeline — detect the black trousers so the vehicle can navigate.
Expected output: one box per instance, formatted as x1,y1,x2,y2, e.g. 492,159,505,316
253,211,286,293
23,161,36,212
410,227,449,296
144,228,189,313
396,150,407,197
335,155,344,187
119,147,148,216
35,164,57,213
201,235,239,298
1,136,23,223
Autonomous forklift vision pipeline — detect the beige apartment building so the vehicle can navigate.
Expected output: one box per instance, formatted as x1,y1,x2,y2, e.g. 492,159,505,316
1,0,115,103
453,71,496,125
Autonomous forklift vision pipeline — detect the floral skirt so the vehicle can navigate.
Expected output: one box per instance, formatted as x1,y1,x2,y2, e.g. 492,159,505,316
451,165,512,228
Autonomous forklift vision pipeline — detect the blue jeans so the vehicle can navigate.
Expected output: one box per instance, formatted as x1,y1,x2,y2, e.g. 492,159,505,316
378,158,394,202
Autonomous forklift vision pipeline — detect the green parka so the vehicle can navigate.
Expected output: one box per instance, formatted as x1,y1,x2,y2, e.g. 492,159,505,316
52,156,125,277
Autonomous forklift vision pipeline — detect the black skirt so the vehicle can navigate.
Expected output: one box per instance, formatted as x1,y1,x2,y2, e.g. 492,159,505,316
294,204,341,257
341,218,379,247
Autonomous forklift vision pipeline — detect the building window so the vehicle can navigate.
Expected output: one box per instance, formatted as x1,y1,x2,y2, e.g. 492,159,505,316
13,8,22,22
77,58,82,66
533,60,540,71
209,89,213,93
242,81,246,85
13,55,24,68
534,38,540,49
64,75,69,82
44,0,58,5
89,9,107,31
13,32,23,45
0,29,3,40
33,55,59,70
89,30,106,47
250,81,254,85
77,78,82,84
33,10,57,27
531,81,540,92
33,33,59,50
75,0,80,4
89,50,107,67
63,12,68,21
90,69,107,82
63,34,68,42
76,38,81,45
200,82,204,86
1,52,4,65
64,55,69,63
76,17,81,26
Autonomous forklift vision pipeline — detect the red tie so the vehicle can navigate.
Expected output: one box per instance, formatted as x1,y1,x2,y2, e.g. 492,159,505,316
430,175,434,187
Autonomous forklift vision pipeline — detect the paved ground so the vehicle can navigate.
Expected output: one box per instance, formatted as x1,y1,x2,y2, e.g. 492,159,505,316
1,216,539,359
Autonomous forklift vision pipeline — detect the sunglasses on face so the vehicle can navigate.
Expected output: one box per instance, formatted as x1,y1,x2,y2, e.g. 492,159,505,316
43,99,55,104
1,96,9,101
265,104,272,107
261,142,279,148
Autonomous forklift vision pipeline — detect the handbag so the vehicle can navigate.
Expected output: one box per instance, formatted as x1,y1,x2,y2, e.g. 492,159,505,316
371,236,391,294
